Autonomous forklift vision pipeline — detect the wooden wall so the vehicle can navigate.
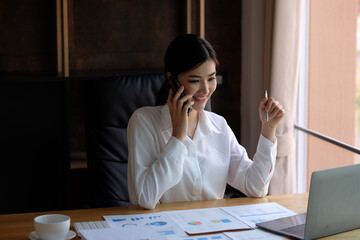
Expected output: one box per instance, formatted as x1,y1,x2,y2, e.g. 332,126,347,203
68,0,183,71
0,0,57,74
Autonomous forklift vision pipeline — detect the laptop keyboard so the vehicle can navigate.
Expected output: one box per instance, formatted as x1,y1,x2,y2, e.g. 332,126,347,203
281,224,305,237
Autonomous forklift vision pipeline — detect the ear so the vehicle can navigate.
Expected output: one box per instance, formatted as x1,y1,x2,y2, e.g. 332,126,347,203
166,72,171,80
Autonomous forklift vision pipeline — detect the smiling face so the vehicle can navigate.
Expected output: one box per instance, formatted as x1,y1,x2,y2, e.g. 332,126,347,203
177,59,217,112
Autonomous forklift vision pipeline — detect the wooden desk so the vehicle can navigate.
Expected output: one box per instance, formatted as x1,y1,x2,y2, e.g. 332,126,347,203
0,193,359,240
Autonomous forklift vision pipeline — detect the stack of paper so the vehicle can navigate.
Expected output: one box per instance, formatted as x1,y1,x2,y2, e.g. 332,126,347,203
74,202,296,240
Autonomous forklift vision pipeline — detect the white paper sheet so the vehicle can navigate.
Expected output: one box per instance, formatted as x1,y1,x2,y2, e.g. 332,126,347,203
170,233,231,240
167,207,251,235
224,229,286,240
103,212,188,239
78,225,166,240
221,202,297,228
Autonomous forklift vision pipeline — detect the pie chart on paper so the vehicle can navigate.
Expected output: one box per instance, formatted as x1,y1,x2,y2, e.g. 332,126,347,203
150,221,167,226
187,221,202,226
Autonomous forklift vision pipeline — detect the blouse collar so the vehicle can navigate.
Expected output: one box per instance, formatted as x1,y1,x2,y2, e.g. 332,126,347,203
160,104,222,141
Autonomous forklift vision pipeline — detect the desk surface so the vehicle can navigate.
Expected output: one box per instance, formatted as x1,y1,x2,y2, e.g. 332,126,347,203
0,193,359,240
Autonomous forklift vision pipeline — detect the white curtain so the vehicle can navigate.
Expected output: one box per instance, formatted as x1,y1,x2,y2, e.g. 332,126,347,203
242,0,302,194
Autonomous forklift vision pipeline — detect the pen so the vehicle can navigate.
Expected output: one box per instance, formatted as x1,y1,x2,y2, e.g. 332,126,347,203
265,90,268,122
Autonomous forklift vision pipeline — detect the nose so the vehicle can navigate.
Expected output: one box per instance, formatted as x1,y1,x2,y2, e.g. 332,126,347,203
199,81,210,95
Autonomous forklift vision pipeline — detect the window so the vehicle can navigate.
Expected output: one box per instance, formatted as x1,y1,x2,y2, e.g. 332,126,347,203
296,0,358,192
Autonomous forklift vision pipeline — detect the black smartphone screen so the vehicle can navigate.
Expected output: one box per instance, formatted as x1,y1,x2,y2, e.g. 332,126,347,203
168,76,192,116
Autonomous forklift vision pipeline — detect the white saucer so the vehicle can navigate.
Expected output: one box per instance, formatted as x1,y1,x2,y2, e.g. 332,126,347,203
28,230,76,240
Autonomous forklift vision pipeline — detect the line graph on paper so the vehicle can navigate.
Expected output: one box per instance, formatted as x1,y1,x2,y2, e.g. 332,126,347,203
221,202,297,228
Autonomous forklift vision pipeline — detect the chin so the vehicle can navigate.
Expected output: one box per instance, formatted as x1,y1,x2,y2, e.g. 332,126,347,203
192,103,207,112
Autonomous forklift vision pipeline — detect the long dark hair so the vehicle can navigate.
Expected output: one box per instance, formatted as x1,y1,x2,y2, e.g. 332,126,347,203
156,34,219,105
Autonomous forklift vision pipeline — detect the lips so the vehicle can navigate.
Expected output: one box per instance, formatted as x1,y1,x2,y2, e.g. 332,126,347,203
193,96,207,103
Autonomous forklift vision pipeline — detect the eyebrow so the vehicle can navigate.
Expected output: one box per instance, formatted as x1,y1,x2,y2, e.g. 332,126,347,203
188,72,217,78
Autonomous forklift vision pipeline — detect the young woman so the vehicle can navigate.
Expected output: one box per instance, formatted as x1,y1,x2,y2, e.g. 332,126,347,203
127,34,285,209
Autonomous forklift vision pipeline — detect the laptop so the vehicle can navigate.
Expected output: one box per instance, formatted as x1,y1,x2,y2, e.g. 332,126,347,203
256,163,360,240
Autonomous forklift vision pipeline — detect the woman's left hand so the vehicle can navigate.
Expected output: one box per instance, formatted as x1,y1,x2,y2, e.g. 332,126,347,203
259,97,285,142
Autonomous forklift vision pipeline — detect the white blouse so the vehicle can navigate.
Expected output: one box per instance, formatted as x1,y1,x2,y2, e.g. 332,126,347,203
127,104,277,209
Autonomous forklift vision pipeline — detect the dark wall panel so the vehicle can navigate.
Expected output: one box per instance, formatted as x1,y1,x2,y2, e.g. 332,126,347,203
206,0,242,141
0,0,57,74
0,79,69,213
69,0,184,71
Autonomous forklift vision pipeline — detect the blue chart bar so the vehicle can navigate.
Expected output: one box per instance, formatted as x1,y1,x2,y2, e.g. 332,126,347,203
184,236,224,240
112,218,126,222
220,219,231,223
158,230,175,235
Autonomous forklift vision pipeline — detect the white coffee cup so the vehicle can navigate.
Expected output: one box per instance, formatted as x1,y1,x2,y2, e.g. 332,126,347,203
34,214,70,240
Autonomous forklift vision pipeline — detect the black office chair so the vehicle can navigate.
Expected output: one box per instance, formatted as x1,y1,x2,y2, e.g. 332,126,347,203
85,73,167,207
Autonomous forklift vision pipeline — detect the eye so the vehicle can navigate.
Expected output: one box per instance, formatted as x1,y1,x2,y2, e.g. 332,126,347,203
208,77,216,81
188,79,200,83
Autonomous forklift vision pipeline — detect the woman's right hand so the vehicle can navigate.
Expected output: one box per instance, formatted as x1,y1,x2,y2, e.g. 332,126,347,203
167,87,194,142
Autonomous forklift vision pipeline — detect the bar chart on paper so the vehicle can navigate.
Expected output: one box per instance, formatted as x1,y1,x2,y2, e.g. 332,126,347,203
167,207,251,235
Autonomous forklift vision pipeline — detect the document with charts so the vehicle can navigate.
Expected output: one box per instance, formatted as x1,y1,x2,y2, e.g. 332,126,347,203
221,202,297,228
103,212,188,239
166,207,251,235
77,225,166,240
224,228,286,240
170,233,231,240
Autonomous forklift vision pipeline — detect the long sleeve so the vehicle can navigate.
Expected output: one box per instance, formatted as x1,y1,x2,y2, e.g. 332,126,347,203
227,129,277,197
127,108,188,209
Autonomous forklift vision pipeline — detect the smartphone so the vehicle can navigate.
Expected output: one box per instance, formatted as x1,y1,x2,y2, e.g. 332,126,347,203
168,75,192,116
